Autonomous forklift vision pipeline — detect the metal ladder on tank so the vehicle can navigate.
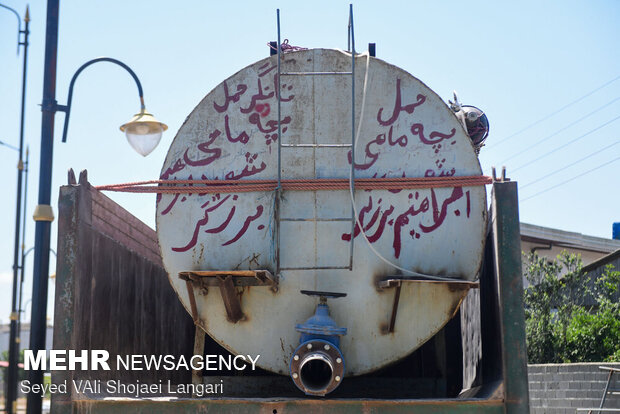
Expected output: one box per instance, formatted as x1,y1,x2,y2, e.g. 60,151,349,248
273,5,358,275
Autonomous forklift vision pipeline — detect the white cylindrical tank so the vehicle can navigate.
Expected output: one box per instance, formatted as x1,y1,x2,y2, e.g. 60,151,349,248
157,49,486,377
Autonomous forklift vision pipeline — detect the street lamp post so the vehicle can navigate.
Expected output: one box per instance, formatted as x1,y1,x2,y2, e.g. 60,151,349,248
17,148,31,352
27,2,166,413
17,246,56,353
0,143,28,400
59,57,168,156
1,3,30,414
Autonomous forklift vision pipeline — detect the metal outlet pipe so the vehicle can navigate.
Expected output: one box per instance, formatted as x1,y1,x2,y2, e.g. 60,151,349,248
290,339,345,396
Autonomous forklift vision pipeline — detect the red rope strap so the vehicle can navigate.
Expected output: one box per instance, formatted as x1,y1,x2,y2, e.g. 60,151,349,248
95,176,492,194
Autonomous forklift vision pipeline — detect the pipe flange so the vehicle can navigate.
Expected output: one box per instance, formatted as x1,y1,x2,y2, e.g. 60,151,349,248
290,339,345,396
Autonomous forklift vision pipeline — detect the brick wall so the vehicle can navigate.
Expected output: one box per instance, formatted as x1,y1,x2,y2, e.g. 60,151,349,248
529,363,620,414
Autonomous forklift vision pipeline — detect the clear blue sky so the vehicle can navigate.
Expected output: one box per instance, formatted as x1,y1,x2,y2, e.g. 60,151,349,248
0,0,619,326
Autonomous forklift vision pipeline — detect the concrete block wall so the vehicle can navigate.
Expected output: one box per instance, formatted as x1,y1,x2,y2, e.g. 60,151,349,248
529,363,620,414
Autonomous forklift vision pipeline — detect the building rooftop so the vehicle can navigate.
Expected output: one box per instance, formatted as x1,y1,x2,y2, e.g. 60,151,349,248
582,248,620,272
521,222,620,254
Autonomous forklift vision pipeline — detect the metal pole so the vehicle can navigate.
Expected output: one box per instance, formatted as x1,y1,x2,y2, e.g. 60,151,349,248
275,8,281,275
597,369,614,414
5,5,29,414
19,246,55,337
17,147,30,374
347,11,351,52
27,0,59,412
348,4,356,270
0,3,21,53
492,181,530,414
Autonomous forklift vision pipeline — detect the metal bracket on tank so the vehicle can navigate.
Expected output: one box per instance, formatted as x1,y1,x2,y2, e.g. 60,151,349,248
179,270,277,324
377,275,479,334
377,276,479,290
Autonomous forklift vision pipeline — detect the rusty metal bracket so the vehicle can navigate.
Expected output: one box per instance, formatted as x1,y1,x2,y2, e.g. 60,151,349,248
185,280,200,324
378,276,479,334
491,166,510,182
216,275,245,323
179,270,277,324
388,283,402,333
180,269,277,288
377,277,479,290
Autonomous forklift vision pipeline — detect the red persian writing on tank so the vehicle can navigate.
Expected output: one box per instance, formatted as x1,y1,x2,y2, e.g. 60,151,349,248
160,61,295,251
171,194,265,252
347,78,456,173
341,76,471,255
342,189,471,258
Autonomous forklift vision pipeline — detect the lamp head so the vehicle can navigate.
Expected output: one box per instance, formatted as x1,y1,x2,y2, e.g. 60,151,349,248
120,109,168,156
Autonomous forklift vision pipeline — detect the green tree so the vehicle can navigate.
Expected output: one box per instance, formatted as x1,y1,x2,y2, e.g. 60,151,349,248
523,253,564,363
523,252,620,363
565,265,620,362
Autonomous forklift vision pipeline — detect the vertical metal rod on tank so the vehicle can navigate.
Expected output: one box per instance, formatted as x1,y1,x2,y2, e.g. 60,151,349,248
275,9,282,275
347,11,351,52
348,4,356,270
